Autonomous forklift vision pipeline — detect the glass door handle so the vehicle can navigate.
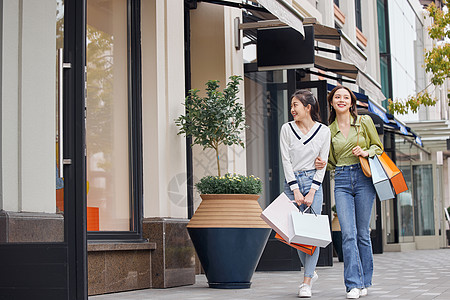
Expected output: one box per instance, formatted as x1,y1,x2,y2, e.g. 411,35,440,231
57,48,72,178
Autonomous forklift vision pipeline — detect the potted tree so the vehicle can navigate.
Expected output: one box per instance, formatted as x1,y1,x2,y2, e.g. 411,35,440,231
175,75,271,289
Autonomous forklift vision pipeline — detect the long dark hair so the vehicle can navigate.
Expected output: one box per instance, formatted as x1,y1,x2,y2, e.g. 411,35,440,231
291,90,321,122
327,85,358,124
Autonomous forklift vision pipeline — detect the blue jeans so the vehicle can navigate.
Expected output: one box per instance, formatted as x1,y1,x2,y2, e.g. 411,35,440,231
284,170,323,278
334,163,375,291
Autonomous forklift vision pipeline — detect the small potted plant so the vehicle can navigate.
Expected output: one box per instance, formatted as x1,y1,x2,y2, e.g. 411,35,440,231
175,75,271,289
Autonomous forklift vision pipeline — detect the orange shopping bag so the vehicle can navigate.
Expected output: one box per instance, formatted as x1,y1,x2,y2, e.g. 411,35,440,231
377,152,408,195
274,233,316,255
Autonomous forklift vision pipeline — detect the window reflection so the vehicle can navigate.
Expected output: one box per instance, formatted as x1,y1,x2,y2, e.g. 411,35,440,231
398,167,413,238
413,165,435,236
86,0,130,231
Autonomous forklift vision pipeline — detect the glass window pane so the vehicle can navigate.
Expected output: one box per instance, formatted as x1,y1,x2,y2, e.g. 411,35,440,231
380,56,391,100
56,0,65,219
355,0,362,31
377,0,387,53
398,165,414,241
86,0,130,231
413,165,435,236
245,70,288,209
1,1,65,243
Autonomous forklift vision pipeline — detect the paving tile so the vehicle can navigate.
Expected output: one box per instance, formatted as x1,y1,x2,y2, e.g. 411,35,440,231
90,248,450,300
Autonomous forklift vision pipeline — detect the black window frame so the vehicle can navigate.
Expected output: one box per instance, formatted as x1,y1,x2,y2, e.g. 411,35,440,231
87,0,143,241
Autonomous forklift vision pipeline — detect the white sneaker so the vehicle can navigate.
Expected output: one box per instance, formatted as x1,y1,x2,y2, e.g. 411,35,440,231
311,271,318,287
346,288,360,299
360,288,368,297
298,283,312,298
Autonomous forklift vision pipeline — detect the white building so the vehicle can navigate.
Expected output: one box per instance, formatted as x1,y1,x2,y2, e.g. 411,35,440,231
385,0,449,250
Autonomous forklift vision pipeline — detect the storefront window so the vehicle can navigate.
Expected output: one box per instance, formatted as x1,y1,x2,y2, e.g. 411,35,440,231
86,0,130,231
397,166,414,241
413,164,435,236
394,135,436,241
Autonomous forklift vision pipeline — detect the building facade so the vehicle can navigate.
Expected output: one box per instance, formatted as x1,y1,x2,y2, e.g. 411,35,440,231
378,0,449,251
0,0,446,298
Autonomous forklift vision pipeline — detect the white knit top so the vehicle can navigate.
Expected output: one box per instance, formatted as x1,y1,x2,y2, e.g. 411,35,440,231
280,121,331,191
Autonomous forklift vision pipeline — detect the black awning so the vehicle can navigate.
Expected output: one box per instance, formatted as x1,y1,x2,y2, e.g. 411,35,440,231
314,55,358,79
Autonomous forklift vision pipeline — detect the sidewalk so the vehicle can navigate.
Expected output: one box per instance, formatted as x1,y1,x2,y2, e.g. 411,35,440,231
90,248,450,300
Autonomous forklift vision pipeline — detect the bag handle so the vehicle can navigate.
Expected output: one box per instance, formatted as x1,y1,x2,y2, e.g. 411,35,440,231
356,116,369,150
300,206,318,217
356,116,361,147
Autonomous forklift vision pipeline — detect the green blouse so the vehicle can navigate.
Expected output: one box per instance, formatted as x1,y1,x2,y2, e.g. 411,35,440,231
328,115,383,170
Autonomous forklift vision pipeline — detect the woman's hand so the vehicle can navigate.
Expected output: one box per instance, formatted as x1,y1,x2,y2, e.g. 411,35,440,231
352,146,369,158
315,157,327,170
293,189,304,206
303,189,316,207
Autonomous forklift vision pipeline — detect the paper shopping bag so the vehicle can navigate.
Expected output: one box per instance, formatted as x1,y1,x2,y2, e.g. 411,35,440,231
274,233,316,255
369,155,395,201
290,210,332,248
260,192,298,243
377,152,408,195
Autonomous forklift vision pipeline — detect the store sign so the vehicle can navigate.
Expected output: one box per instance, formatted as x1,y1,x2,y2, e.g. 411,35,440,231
257,25,314,71
395,120,408,135
368,101,389,123
415,136,423,146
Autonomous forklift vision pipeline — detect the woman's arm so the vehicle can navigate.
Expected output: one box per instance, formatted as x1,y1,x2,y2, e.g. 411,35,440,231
362,115,383,157
305,128,331,206
311,128,331,190
280,124,299,191
327,139,337,170
280,124,305,205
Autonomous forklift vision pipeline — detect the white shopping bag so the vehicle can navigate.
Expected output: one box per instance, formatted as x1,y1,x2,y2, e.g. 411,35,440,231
290,209,332,248
260,192,299,243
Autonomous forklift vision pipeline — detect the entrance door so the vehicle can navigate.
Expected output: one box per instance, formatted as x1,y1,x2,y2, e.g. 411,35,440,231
246,69,299,271
412,162,437,237
0,1,86,299
295,79,333,267
396,163,415,243
245,67,332,270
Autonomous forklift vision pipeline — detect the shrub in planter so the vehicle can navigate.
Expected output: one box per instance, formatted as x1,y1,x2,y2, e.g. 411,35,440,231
195,174,262,195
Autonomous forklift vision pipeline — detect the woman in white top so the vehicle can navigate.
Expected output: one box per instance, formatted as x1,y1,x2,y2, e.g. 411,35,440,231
280,90,331,298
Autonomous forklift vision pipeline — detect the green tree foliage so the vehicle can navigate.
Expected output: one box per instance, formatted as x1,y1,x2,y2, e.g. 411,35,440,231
175,75,246,177
86,25,114,171
426,1,450,87
389,0,449,114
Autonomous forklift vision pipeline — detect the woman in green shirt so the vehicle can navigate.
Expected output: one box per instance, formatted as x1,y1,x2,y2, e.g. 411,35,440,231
326,85,383,299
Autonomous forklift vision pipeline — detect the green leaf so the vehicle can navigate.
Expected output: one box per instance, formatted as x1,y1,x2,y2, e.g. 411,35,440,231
390,1,450,114
174,75,246,176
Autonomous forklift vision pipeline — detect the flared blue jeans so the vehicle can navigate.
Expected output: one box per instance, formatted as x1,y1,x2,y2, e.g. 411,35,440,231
284,169,323,278
334,163,376,291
